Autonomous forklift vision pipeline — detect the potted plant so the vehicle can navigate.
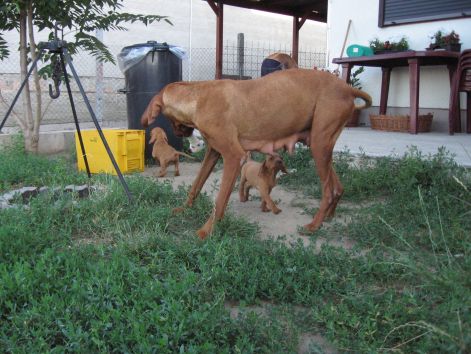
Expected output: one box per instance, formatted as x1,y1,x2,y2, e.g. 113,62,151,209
369,37,409,54
428,30,461,52
346,66,365,127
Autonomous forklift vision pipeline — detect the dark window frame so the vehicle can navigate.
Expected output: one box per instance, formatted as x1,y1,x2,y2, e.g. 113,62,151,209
378,0,471,28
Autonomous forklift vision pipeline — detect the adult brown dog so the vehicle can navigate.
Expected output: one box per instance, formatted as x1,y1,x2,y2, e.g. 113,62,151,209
141,68,372,239
239,155,287,214
149,127,194,177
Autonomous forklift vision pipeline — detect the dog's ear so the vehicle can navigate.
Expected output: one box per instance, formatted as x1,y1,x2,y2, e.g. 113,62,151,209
278,159,288,174
141,93,163,128
149,130,157,144
258,160,269,177
162,133,169,144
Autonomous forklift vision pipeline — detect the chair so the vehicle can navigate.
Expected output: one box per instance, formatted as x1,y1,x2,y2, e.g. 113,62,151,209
449,49,471,134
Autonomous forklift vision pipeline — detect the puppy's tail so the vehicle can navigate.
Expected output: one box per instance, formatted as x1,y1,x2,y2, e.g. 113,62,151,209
352,88,372,110
177,151,196,159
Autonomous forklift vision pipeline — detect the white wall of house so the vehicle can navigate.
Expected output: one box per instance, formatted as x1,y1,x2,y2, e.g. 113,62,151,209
327,0,470,111
116,0,327,51
2,0,327,74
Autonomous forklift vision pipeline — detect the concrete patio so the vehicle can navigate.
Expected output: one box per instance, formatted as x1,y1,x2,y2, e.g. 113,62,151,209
336,127,471,167
1,124,470,167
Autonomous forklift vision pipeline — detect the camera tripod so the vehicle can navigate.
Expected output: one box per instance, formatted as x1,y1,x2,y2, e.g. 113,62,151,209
0,39,133,202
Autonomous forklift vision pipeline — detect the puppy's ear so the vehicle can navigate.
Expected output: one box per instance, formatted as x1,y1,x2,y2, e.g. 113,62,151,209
149,131,157,144
160,130,169,144
141,93,163,128
258,160,268,177
279,160,288,174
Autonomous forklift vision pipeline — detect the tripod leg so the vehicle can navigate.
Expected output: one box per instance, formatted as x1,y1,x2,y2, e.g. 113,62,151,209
62,49,133,203
58,52,92,179
0,50,44,132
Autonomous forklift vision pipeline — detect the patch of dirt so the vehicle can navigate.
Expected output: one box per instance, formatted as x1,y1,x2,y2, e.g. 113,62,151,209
142,162,357,252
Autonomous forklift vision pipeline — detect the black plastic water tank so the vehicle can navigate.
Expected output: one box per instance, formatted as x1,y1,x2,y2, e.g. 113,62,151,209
119,41,182,160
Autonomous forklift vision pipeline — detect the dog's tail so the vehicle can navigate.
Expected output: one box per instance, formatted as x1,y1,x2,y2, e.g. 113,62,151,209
141,92,164,128
352,88,372,110
177,151,196,159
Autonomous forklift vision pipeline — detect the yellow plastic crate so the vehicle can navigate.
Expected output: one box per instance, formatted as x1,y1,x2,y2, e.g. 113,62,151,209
75,129,145,175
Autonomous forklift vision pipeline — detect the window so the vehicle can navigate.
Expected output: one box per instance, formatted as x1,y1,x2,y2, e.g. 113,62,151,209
378,0,471,27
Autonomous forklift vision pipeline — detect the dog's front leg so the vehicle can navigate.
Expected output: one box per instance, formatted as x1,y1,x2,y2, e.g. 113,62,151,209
197,153,244,239
173,146,220,214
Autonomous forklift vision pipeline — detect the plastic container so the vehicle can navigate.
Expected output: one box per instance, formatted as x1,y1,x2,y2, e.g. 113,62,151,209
75,129,145,175
117,41,183,159
347,45,374,57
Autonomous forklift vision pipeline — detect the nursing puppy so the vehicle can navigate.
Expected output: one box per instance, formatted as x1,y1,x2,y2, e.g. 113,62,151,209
239,155,287,214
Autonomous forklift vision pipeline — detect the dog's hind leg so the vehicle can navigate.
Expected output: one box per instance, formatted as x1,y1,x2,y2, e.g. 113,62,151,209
239,174,248,202
304,106,349,233
325,168,343,218
157,159,169,177
174,146,220,213
174,157,180,177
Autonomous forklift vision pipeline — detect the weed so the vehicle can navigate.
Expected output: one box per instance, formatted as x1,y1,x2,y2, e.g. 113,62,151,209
0,146,469,352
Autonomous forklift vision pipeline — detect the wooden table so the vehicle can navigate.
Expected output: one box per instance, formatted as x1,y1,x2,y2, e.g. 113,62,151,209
332,50,460,134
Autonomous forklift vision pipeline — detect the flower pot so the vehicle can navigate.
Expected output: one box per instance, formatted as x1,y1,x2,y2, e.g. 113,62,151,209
427,43,461,52
346,108,361,127
445,43,461,52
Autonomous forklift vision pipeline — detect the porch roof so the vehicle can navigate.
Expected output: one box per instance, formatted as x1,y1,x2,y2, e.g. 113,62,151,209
209,0,328,23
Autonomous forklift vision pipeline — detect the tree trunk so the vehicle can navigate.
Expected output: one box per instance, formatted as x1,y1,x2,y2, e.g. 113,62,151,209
18,6,36,153
27,1,41,153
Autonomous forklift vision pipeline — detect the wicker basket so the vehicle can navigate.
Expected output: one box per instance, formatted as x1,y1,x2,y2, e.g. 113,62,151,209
369,113,433,132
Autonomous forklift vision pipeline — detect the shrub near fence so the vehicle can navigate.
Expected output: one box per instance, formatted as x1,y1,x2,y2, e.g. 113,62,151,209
0,42,326,129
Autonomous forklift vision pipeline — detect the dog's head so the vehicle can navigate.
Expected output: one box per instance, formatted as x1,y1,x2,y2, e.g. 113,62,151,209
189,139,205,153
170,120,194,138
261,155,288,175
149,127,168,145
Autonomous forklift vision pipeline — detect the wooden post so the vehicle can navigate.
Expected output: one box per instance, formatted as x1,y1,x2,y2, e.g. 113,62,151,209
292,17,299,63
237,33,244,79
408,58,419,134
292,13,308,65
208,1,224,79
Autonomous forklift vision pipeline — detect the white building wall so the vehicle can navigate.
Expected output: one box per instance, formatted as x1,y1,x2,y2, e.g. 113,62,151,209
327,0,471,110
112,0,327,51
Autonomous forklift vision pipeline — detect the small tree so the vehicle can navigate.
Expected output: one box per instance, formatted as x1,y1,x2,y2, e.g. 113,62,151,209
0,0,169,152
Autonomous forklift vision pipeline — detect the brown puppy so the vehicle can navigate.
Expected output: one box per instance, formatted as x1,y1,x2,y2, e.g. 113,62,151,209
141,69,372,239
149,127,194,177
239,155,287,214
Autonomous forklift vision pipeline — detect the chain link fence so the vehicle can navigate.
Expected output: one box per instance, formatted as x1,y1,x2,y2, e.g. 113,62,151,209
0,41,326,131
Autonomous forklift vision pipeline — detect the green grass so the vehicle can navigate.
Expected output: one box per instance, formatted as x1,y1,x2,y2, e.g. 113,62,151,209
0,139,470,352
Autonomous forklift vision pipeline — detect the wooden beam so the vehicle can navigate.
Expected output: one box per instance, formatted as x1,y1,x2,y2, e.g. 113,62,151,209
207,1,224,79
292,16,300,64
207,0,218,15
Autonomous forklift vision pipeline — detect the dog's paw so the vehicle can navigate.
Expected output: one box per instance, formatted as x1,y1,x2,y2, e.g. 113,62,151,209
301,222,321,235
273,208,282,214
196,228,209,240
172,206,185,214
